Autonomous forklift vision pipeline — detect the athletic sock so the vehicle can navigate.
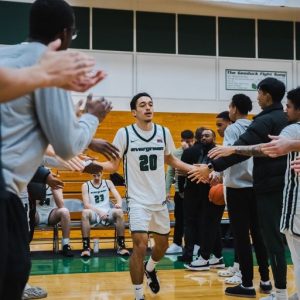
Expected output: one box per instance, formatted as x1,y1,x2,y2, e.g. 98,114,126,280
276,288,288,300
233,262,240,270
260,280,271,285
82,237,90,249
133,284,144,300
146,256,158,272
62,238,69,246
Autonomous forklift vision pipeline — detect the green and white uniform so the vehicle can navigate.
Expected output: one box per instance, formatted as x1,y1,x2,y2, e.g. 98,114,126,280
85,180,113,225
113,123,175,234
36,185,56,225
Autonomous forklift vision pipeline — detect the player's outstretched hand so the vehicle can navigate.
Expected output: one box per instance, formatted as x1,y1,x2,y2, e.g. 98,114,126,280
86,96,113,123
187,164,210,184
39,39,106,92
89,138,120,160
208,146,235,159
261,135,293,157
46,173,64,190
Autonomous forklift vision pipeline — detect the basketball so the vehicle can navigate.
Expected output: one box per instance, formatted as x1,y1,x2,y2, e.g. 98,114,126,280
209,184,225,205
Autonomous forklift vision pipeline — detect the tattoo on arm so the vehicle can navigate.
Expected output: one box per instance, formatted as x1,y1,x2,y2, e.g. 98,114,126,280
234,145,267,157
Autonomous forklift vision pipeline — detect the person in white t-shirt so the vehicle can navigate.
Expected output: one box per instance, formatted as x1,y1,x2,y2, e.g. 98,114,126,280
81,171,129,257
98,92,196,300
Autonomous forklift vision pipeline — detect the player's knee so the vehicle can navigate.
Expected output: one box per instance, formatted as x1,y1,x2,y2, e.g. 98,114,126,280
133,240,148,255
60,207,70,218
82,209,90,219
114,209,123,218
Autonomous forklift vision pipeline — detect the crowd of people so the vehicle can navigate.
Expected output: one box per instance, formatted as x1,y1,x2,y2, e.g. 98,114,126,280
0,1,300,300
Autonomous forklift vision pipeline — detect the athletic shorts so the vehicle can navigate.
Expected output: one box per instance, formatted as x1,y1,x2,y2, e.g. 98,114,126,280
128,203,170,235
36,207,55,225
91,209,114,226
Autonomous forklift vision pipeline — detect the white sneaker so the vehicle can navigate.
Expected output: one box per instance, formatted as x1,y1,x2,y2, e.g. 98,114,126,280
184,255,210,271
224,271,242,285
260,293,276,300
165,243,182,254
22,284,47,299
209,255,225,269
218,263,239,277
193,244,200,256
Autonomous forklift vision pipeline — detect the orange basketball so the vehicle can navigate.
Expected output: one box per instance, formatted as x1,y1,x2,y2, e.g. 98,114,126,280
209,183,225,205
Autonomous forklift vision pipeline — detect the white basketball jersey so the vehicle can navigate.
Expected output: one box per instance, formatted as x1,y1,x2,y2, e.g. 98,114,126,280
122,124,172,207
86,180,111,213
36,185,56,210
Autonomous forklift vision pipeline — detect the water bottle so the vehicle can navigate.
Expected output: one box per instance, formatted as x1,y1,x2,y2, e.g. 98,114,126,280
93,238,99,253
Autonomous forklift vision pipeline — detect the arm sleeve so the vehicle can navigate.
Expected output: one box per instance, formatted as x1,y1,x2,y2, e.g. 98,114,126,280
34,88,99,160
211,118,269,172
280,124,300,139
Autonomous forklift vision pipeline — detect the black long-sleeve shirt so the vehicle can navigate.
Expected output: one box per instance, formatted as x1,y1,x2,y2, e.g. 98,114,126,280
212,103,288,193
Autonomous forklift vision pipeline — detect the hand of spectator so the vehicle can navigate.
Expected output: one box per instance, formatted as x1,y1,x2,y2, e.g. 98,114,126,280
89,138,120,160
39,39,106,92
208,146,235,159
179,192,184,199
46,173,64,190
55,155,85,171
166,193,171,201
86,95,112,123
291,156,300,174
114,203,121,209
187,164,211,184
261,135,293,157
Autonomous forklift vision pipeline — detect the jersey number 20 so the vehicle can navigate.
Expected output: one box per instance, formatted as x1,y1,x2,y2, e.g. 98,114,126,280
139,154,157,171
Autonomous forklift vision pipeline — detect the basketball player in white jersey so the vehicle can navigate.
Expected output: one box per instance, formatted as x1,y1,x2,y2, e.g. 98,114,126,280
98,92,197,300
81,171,129,257
35,185,73,257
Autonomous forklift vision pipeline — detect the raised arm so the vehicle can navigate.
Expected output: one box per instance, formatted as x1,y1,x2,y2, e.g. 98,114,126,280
0,39,104,102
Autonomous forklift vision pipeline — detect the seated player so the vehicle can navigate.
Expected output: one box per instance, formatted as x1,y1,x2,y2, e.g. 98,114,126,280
81,171,129,257
35,183,73,257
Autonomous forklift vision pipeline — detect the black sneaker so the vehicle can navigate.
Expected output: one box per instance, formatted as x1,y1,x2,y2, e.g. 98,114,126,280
62,244,74,257
144,261,160,294
177,254,193,264
225,284,256,298
259,281,273,294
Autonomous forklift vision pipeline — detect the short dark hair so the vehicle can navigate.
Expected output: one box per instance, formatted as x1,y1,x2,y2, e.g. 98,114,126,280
29,0,74,42
216,111,230,121
287,87,300,110
181,130,194,140
231,94,253,115
195,127,207,142
257,77,285,103
130,92,152,110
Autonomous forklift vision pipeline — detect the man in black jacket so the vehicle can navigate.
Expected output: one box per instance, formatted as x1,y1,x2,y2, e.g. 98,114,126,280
177,127,205,262
189,77,288,300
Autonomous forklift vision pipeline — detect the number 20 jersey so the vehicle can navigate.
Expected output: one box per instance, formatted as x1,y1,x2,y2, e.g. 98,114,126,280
115,124,174,208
